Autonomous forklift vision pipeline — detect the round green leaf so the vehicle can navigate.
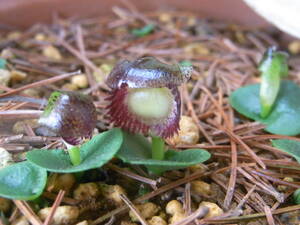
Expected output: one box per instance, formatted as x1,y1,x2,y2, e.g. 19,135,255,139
229,80,300,136
0,161,47,200
117,131,211,173
272,139,300,163
26,128,123,173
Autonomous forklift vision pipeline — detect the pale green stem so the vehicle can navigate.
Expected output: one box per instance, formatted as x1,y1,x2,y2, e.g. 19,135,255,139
68,146,81,166
151,136,165,160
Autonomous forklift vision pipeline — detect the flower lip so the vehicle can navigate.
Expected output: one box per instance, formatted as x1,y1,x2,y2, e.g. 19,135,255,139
106,56,192,90
127,87,174,124
106,57,192,138
38,91,97,145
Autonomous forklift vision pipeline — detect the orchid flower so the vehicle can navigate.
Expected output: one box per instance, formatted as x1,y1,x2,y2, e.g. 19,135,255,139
106,56,192,138
106,56,192,162
38,91,97,165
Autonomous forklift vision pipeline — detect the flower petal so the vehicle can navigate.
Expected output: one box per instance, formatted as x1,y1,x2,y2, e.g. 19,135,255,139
106,57,192,89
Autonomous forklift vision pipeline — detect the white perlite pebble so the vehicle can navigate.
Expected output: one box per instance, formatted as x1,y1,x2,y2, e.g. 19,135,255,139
76,220,88,225
0,69,11,87
0,147,12,169
38,206,79,225
168,116,200,145
42,45,62,60
12,216,29,225
71,74,89,89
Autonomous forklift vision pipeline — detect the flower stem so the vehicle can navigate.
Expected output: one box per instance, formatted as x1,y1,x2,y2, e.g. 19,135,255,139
151,136,165,160
68,146,81,166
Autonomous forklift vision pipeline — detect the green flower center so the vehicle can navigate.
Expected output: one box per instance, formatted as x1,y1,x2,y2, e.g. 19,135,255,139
127,87,173,122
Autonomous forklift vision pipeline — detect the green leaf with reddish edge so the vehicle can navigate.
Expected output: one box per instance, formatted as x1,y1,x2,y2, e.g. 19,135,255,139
229,80,300,136
117,131,211,174
26,128,123,173
0,161,47,200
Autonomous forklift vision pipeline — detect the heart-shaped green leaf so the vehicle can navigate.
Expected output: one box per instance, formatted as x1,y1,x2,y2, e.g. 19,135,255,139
26,128,123,173
229,80,300,136
0,161,47,200
117,132,211,173
272,139,300,163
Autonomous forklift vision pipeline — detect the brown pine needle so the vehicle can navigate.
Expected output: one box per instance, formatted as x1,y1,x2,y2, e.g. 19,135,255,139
251,170,300,189
233,185,256,214
199,85,230,127
0,70,81,98
237,167,284,203
42,192,79,205
264,205,275,225
205,204,300,224
107,163,157,187
223,141,237,209
182,84,215,145
224,128,266,169
183,175,191,215
0,110,42,119
43,190,65,225
13,200,43,225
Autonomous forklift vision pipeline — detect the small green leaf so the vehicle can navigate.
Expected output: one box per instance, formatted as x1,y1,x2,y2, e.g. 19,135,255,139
117,132,211,173
180,60,193,67
0,58,7,69
230,80,300,136
42,91,62,117
68,146,81,166
272,139,300,163
259,47,289,118
260,73,280,118
26,128,123,173
259,47,288,78
132,24,155,37
293,188,300,204
0,161,47,200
